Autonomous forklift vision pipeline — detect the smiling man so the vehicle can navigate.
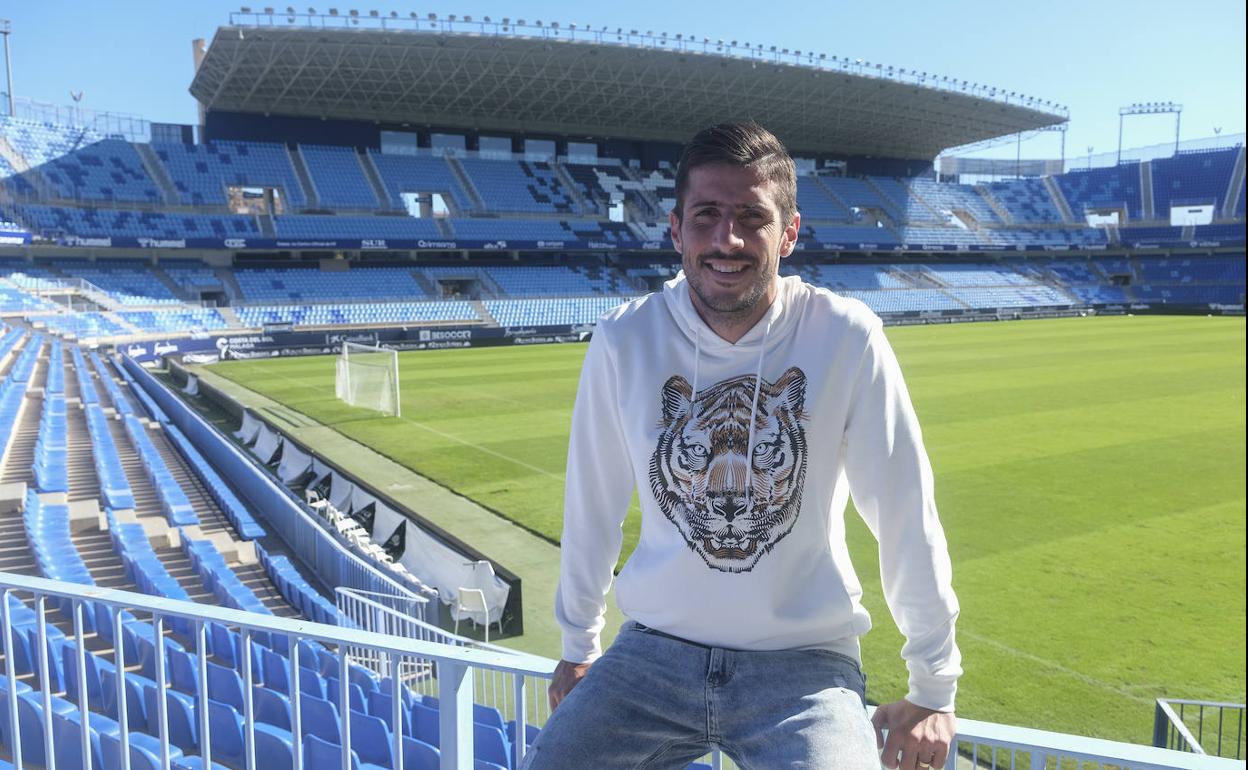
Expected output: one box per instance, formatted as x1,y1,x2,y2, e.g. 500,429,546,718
524,123,962,770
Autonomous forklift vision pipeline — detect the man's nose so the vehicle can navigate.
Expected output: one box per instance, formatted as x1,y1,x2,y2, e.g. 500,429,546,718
711,217,745,253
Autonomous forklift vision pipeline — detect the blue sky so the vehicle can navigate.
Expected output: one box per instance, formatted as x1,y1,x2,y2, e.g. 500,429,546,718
2,0,1244,160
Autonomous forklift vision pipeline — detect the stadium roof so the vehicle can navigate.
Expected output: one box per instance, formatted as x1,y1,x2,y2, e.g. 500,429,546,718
190,13,1069,160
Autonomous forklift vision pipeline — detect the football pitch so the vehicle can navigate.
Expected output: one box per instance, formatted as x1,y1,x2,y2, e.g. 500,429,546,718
210,314,1246,743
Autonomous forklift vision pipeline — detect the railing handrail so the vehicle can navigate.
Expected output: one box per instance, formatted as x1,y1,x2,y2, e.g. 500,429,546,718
0,570,553,678
1156,699,1211,755
1162,698,1248,710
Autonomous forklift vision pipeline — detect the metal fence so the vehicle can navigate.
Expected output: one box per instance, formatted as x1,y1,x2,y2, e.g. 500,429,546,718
3,571,1242,770
1155,698,1246,759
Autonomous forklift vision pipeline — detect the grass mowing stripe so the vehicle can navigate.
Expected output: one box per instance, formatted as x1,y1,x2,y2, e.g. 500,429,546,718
211,315,1245,743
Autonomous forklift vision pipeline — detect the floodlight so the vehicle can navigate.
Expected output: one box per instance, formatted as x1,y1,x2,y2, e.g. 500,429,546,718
368,10,378,18
241,5,252,12
264,6,274,13
427,12,435,20
348,9,358,16
286,6,295,12
464,15,472,22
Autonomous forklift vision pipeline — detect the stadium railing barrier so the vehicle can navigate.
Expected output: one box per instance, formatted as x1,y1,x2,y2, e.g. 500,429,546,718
1,570,553,770
118,354,431,609
1155,698,1246,760
3,571,1244,770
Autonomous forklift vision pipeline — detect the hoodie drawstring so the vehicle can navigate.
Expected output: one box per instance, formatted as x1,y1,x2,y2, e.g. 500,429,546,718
744,315,774,510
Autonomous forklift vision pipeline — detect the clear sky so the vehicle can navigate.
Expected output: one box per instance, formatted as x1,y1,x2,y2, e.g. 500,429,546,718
2,0,1244,160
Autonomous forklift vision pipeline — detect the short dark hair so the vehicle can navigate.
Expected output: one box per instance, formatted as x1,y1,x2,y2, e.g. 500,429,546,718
673,122,798,225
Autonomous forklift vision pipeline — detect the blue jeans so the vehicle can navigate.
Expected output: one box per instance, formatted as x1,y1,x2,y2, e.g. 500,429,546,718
522,621,880,769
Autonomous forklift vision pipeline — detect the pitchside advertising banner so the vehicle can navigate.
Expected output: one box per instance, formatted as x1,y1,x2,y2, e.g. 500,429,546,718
57,233,1243,252
121,324,594,364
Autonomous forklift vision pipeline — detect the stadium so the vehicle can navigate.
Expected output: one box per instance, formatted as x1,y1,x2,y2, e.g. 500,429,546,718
0,7,1244,770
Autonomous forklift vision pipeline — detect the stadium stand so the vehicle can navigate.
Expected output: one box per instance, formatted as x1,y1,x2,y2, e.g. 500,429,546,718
981,177,1065,223
366,150,474,211
1151,148,1239,212
272,214,444,240
298,144,380,209
0,115,106,167
13,204,258,240
907,177,1002,224
234,301,479,327
1055,162,1144,220
36,139,163,203
152,140,309,207
233,267,430,303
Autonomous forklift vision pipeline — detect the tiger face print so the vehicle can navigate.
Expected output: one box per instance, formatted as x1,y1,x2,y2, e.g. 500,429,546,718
649,367,809,573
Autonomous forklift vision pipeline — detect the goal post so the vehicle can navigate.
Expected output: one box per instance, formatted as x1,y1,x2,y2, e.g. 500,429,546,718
335,342,401,417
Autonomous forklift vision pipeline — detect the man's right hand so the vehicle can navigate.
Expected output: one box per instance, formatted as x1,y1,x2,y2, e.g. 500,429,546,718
548,659,592,710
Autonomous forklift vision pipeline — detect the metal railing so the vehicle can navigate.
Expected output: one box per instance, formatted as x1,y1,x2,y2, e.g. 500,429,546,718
2,570,554,770
1155,698,1246,759
3,570,1242,770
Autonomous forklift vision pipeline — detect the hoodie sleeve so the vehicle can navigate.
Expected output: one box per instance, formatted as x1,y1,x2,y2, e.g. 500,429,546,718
843,322,962,712
554,325,635,663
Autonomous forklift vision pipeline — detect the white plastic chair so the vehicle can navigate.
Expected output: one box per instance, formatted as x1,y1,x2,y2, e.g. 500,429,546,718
453,587,491,642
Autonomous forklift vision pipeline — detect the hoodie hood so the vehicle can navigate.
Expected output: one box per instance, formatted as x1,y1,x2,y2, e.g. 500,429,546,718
661,270,805,352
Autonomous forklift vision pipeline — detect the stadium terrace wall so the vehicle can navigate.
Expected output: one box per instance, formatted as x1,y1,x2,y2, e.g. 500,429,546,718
48,233,1246,252
115,353,447,618
117,324,592,365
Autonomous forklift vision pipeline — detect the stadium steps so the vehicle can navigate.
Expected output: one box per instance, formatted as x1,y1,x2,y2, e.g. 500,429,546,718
434,216,455,238
1140,162,1156,221
0,133,31,172
216,305,244,327
864,177,915,222
810,176,855,220
149,266,192,302
133,142,182,205
0,363,45,487
973,184,1014,224
214,268,246,303
102,312,146,337
472,299,499,326
1221,146,1245,219
149,427,233,539
1042,176,1078,224
1181,225,1195,240
553,162,597,215
617,165,665,219
905,183,953,223
286,146,319,208
65,397,102,504
0,334,28,379
409,270,439,297
257,212,276,237
445,155,486,212
360,151,397,211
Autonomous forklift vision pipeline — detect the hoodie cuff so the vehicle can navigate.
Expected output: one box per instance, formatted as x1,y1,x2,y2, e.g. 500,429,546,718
906,675,957,713
561,633,603,665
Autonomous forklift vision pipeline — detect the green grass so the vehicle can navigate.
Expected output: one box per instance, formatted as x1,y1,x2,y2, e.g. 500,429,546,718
211,315,1246,744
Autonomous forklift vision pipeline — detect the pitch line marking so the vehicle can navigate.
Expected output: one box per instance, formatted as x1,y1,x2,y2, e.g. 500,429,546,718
960,630,1152,704
255,365,566,480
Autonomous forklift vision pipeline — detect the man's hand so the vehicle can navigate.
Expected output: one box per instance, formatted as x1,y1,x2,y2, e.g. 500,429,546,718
548,659,592,711
870,699,955,770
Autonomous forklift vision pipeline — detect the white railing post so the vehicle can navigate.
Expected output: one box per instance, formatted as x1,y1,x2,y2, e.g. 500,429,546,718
438,659,474,770
513,674,527,767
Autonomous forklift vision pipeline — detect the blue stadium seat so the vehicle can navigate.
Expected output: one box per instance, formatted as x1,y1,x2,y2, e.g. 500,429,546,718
402,736,441,770
143,683,201,752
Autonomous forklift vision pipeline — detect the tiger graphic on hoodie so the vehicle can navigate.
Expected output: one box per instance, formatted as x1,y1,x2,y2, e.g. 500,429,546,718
649,366,809,573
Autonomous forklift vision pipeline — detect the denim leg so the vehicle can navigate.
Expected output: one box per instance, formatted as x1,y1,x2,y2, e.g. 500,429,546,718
522,624,712,770
714,649,880,770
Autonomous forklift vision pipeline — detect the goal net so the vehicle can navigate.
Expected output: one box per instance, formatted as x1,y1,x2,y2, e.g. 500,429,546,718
335,342,401,417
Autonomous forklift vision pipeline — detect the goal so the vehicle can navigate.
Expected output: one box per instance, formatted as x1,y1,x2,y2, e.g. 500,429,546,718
335,342,401,417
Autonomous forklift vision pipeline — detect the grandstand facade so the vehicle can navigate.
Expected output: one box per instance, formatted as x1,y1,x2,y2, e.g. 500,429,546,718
0,10,1245,770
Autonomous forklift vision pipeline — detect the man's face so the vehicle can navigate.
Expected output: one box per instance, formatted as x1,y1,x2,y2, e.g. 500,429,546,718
670,164,799,328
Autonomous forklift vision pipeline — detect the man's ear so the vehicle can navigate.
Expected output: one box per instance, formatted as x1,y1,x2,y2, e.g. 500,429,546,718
780,211,801,258
669,208,682,255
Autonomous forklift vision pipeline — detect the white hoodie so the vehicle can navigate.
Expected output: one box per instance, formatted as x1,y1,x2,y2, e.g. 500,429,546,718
555,271,962,711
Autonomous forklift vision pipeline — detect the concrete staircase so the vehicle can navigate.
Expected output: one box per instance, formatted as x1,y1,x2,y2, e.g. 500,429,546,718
0,134,31,173
812,175,856,221
287,146,319,208
553,162,598,216
446,156,486,212
473,299,499,326
150,264,191,301
410,270,439,298
214,267,246,303
134,143,181,205
1222,146,1246,219
1138,161,1156,221
360,151,394,210
973,184,1014,224
1042,176,1078,224
215,305,244,327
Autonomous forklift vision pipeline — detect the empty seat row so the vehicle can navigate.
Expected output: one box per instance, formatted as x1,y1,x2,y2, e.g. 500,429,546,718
85,403,138,509
165,422,267,539
120,413,198,527
73,342,105,404
112,353,170,422
33,392,68,493
90,350,135,414
183,537,273,615
45,337,65,394
256,543,337,625
23,488,93,587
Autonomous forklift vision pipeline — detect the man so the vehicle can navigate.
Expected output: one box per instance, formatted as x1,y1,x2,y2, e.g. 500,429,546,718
525,122,961,770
